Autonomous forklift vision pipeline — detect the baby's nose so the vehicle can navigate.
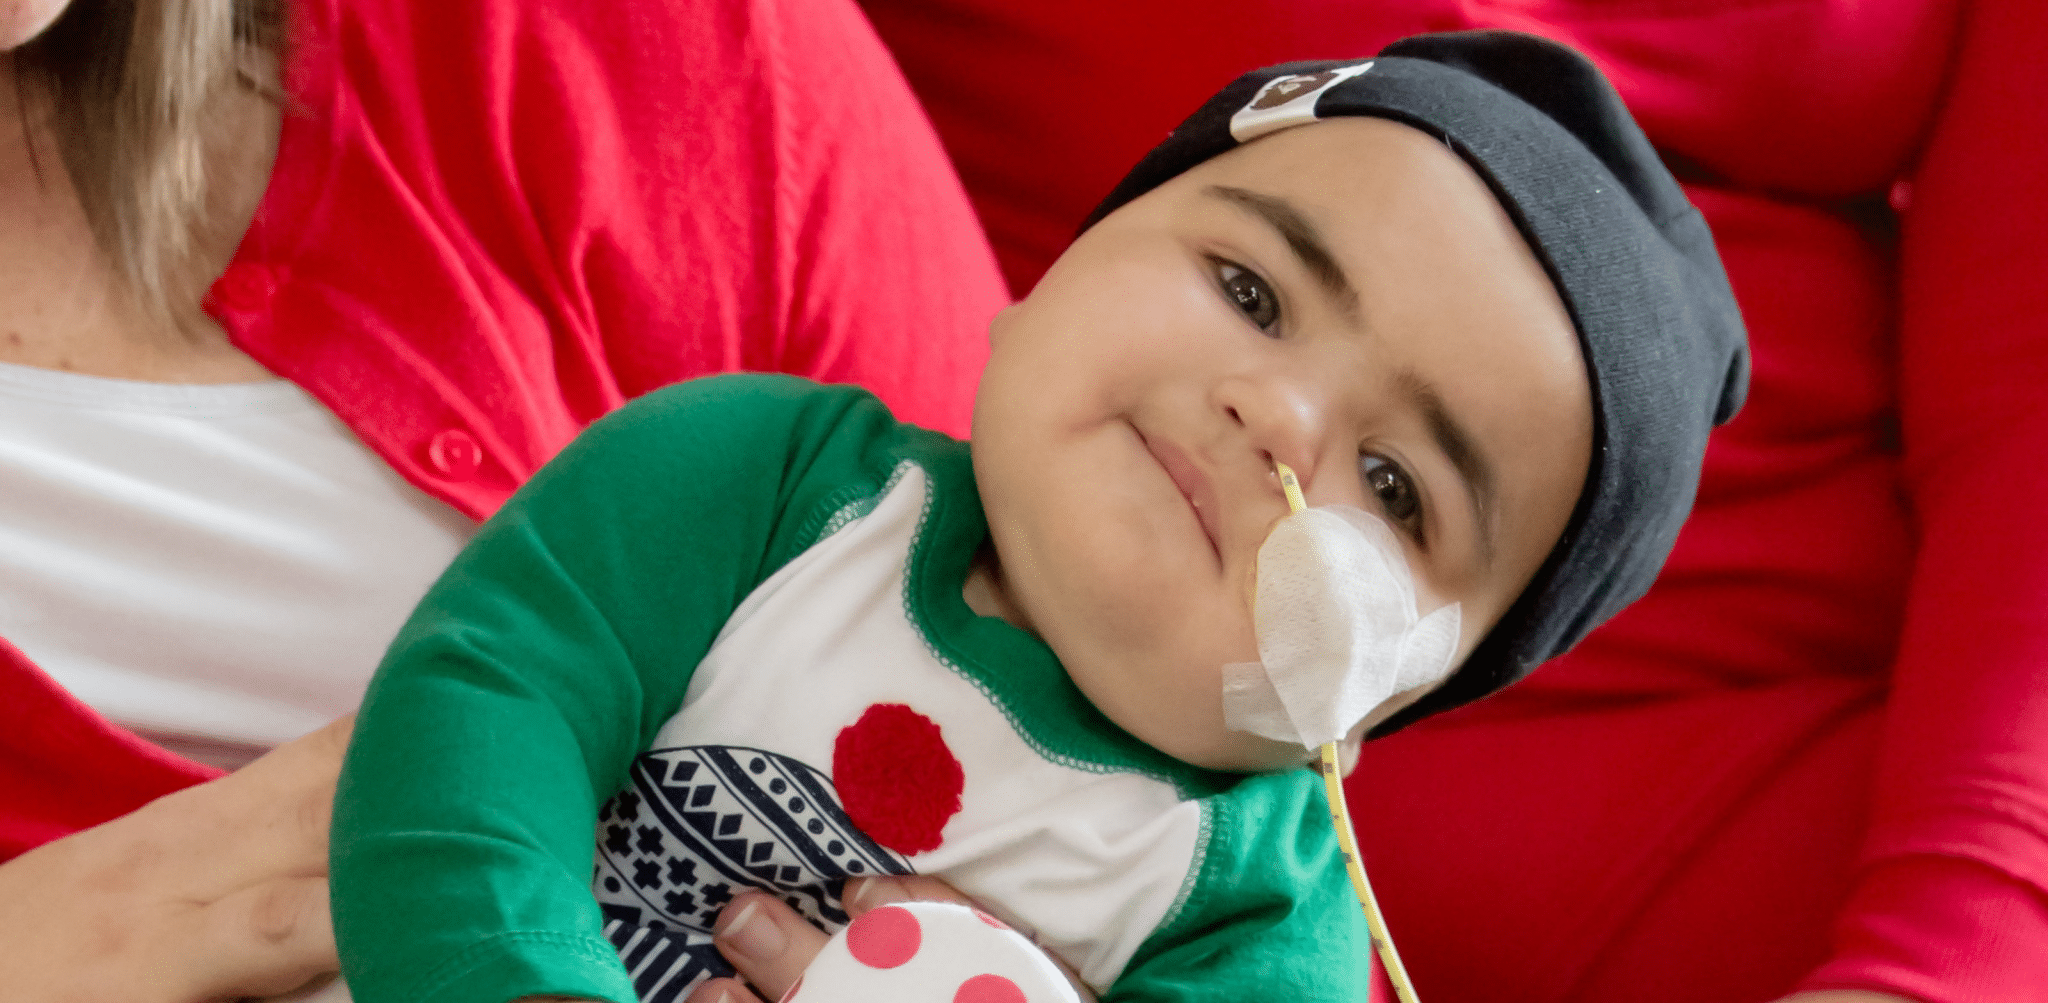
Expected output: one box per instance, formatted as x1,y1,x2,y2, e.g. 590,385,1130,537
1214,371,1333,482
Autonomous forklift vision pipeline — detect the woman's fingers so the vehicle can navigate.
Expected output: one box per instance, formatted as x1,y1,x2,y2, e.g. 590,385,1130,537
0,715,353,1003
115,713,349,903
169,717,351,998
186,714,352,890
229,713,353,808
0,849,337,1003
709,892,832,1001
175,875,340,1000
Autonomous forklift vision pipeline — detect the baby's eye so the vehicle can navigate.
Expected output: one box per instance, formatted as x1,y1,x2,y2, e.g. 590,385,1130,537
1217,261,1281,333
1360,454,1424,539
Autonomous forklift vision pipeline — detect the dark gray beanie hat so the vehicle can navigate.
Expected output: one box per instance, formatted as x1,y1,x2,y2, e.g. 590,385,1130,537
1081,30,1750,736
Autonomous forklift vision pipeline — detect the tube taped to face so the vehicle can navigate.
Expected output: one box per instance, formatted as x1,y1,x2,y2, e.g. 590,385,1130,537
1222,506,1461,748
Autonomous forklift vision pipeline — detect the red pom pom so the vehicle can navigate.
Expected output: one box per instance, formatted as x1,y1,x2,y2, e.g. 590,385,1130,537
833,703,964,854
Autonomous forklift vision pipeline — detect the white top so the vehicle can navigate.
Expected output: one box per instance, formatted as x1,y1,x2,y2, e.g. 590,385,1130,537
0,362,474,765
604,464,1200,993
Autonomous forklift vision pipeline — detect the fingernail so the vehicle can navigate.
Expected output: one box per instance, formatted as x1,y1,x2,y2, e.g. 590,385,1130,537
849,876,910,909
715,898,786,963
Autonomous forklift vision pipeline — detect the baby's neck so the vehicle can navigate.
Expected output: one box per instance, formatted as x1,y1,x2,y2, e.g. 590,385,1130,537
961,541,1036,635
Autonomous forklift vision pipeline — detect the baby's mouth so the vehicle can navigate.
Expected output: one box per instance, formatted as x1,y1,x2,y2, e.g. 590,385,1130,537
1136,428,1223,563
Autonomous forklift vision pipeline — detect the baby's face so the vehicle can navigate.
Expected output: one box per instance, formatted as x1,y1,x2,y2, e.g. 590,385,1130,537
970,118,1593,771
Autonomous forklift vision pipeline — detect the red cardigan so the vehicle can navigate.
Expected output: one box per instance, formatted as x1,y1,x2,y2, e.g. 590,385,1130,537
858,0,2048,1000
0,0,1005,851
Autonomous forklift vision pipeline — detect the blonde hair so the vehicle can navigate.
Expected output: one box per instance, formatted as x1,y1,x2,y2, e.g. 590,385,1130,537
16,0,286,327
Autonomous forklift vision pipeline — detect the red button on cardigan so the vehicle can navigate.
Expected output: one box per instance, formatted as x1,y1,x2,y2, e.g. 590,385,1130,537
426,429,483,480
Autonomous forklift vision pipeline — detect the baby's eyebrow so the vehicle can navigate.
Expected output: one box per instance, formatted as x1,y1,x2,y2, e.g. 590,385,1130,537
1205,185,1361,324
1398,367,1499,568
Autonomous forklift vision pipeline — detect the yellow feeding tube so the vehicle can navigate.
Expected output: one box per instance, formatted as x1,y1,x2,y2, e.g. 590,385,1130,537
1271,462,1422,1003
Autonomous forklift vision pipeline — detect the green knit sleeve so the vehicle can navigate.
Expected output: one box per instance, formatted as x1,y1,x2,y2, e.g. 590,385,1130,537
1108,771,1376,1002
332,375,908,1003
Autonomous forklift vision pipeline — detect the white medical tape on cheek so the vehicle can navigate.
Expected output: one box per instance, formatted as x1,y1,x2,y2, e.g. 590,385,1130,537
1220,506,1461,748
1221,660,1297,744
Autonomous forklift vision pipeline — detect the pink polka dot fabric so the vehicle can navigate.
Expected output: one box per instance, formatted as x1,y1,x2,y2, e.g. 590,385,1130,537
782,901,1080,1003
846,905,923,969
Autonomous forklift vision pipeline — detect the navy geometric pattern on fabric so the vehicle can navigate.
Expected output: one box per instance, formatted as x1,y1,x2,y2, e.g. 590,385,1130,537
593,746,912,1002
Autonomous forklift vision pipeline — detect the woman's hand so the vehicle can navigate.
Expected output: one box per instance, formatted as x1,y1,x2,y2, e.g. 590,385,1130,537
0,715,352,1003
685,876,1097,1003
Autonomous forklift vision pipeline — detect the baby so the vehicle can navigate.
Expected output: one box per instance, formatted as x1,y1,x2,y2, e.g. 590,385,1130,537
331,30,1747,1003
